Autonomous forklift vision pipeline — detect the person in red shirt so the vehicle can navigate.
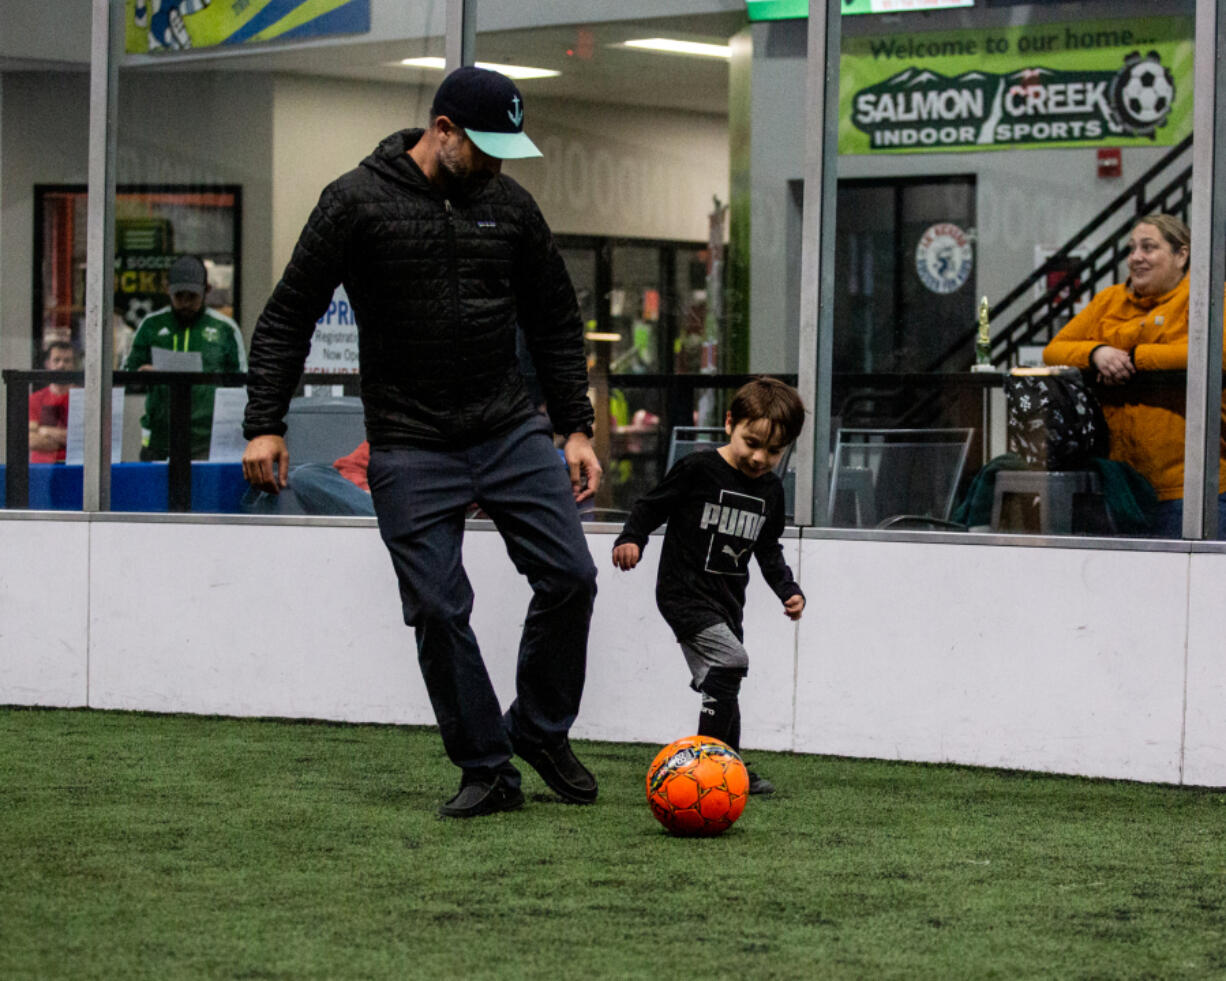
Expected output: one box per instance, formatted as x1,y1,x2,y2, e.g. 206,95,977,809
28,341,75,463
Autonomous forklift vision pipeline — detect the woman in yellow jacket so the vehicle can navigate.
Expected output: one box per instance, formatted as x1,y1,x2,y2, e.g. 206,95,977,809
1043,213,1226,538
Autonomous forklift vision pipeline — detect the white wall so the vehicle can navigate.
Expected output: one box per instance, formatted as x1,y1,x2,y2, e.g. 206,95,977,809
269,76,728,277
3,514,1223,788
0,517,90,707
510,97,728,243
0,0,91,65
269,75,434,279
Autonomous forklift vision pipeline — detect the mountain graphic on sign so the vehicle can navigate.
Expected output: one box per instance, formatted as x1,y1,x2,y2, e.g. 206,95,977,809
880,67,1046,90
1007,67,1057,80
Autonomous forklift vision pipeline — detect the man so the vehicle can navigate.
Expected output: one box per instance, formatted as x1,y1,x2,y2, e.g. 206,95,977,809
28,341,75,463
125,254,246,460
241,67,602,819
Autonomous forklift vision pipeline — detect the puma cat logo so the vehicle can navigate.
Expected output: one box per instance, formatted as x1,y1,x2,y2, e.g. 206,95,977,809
721,545,749,562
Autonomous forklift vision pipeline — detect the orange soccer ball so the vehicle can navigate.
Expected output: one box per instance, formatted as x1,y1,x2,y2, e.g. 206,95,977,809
645,735,749,837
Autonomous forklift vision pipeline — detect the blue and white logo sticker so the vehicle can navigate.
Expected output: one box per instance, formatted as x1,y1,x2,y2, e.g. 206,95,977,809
915,222,973,294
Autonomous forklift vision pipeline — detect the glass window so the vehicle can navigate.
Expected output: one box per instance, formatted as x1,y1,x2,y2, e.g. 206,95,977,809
2,67,91,510
796,0,1205,538
93,7,443,515
476,10,742,517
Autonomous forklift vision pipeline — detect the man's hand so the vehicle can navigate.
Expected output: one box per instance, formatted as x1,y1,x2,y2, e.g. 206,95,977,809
783,594,805,621
1090,345,1135,385
612,542,641,570
242,434,289,494
564,432,602,503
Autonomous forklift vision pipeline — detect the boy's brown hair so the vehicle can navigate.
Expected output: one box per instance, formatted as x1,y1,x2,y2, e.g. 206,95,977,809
728,376,806,447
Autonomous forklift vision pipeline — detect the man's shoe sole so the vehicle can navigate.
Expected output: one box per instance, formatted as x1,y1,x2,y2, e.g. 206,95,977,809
512,738,598,805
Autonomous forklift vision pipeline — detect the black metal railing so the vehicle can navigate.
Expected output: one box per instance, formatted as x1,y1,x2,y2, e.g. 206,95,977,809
3,370,359,512
5,370,778,514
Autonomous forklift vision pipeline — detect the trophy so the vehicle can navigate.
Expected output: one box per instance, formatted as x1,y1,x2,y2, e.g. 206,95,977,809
971,296,994,372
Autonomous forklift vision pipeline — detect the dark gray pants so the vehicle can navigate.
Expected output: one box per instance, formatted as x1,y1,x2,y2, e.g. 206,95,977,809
367,415,597,786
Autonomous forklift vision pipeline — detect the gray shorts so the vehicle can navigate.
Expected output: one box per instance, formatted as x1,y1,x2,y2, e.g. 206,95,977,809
680,622,749,690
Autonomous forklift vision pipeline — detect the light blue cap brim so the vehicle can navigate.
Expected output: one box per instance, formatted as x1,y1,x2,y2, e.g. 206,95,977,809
466,128,542,160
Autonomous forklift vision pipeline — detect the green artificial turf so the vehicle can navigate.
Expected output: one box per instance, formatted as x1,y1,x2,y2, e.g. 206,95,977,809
1,707,1223,980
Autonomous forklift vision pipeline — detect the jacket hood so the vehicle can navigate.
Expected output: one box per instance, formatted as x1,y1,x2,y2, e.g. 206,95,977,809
359,128,432,192
359,127,513,204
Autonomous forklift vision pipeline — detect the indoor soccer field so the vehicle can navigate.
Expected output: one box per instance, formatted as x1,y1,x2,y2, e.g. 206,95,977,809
3,707,1223,979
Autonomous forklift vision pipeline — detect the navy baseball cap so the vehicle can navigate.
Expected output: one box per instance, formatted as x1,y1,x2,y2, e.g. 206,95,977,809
431,65,542,160
167,255,207,297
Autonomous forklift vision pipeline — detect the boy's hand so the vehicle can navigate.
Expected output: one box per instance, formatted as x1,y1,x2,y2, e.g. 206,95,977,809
612,543,641,570
783,594,805,621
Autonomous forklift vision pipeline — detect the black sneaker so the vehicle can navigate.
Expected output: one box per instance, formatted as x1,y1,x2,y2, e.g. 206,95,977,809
511,734,598,804
747,770,775,796
437,775,525,819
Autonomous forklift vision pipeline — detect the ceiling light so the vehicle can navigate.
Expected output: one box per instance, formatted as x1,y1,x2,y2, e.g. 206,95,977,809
396,57,559,80
621,38,731,59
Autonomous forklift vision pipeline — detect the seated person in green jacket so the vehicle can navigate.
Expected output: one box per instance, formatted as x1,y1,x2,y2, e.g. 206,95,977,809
125,254,247,460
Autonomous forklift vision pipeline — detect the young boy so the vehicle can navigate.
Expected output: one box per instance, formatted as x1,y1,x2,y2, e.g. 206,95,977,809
612,377,806,794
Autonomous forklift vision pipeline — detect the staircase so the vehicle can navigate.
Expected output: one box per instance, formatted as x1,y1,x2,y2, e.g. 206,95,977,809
930,134,1193,372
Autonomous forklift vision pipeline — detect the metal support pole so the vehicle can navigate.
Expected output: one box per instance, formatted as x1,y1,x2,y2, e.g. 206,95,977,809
5,377,29,508
83,0,121,512
793,0,842,525
445,0,476,73
1184,0,1226,539
167,383,193,512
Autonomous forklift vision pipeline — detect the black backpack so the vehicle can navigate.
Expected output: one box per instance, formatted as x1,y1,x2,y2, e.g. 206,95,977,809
1004,366,1109,470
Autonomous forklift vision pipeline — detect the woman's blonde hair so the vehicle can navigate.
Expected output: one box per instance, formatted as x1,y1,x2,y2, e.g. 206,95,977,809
1133,213,1191,270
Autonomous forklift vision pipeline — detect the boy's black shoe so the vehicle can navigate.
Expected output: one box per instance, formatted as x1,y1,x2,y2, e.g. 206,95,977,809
747,770,775,796
437,774,525,818
511,734,598,804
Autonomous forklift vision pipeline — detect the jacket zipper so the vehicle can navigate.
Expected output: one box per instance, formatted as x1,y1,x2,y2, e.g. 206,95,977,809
445,198,463,428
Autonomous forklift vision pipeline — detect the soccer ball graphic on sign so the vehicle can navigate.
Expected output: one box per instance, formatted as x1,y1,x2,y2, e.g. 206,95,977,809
645,736,749,837
1112,52,1175,134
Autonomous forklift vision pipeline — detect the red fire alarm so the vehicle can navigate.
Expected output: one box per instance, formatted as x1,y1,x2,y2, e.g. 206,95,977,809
1097,147,1122,179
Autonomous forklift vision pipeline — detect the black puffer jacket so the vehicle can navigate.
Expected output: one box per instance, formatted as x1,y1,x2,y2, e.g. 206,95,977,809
243,129,594,448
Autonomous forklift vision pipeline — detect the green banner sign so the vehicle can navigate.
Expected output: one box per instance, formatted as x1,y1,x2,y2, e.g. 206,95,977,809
840,16,1192,153
841,0,973,12
747,0,973,20
126,0,370,54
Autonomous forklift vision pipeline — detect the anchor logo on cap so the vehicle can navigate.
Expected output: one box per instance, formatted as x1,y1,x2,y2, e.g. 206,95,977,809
508,95,523,128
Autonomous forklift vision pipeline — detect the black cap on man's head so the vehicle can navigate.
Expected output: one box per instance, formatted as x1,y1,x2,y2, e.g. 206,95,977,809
431,66,542,160
167,255,207,297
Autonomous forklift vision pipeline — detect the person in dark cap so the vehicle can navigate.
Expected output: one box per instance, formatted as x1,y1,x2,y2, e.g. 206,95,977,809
241,66,602,818
125,254,247,460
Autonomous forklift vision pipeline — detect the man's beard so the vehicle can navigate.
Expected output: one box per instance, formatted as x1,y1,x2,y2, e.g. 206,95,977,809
438,152,494,199
172,304,200,327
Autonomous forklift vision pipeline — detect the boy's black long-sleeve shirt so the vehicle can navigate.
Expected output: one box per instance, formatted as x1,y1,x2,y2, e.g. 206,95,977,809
614,450,803,643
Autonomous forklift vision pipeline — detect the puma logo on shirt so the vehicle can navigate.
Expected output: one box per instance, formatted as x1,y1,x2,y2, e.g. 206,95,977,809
699,502,766,540
702,490,766,576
